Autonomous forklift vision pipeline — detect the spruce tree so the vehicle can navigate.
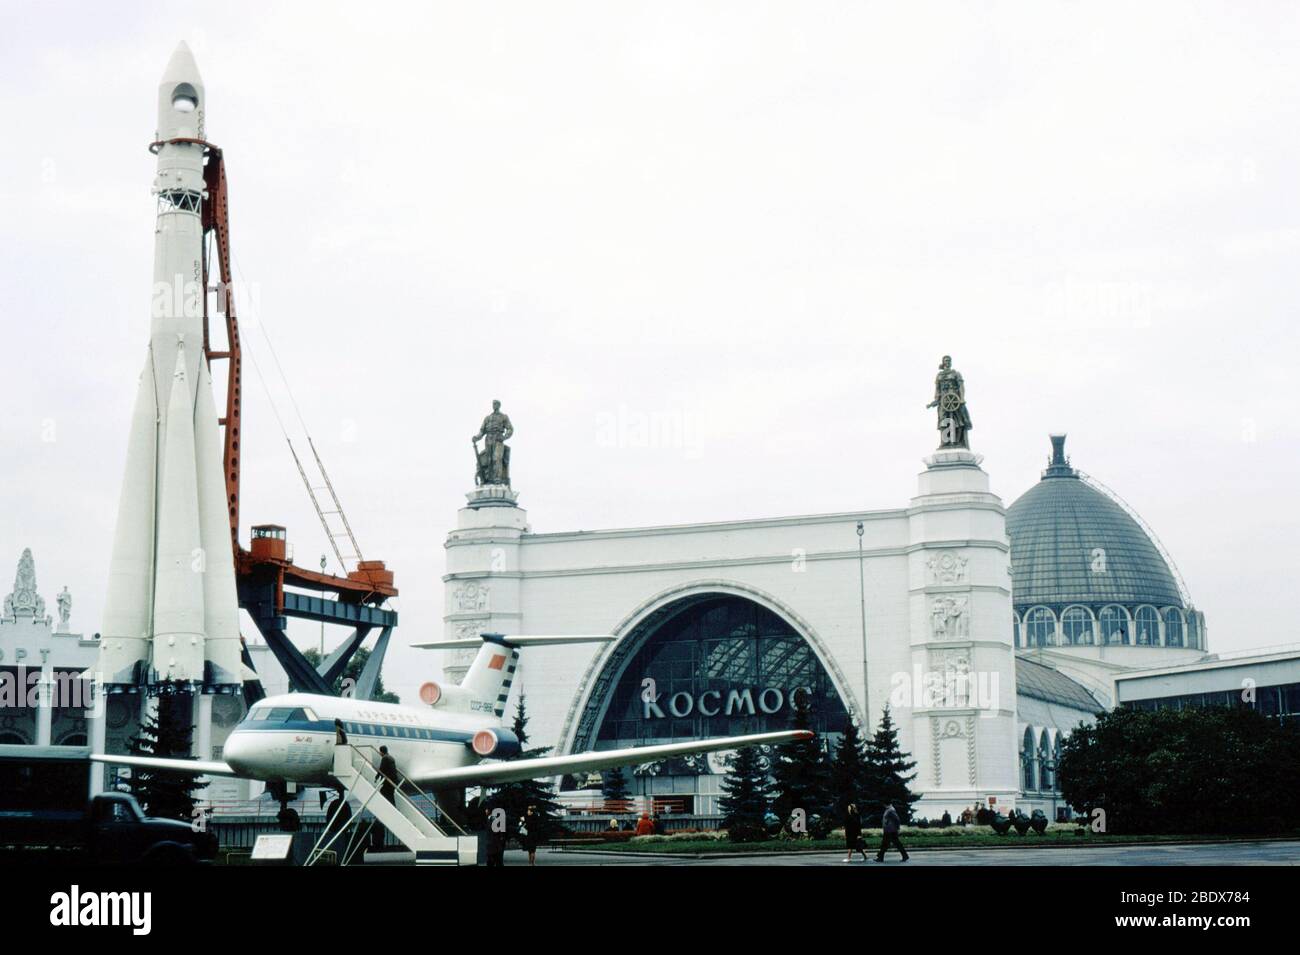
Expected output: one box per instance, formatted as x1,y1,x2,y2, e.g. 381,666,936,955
863,704,919,823
482,695,566,840
124,681,208,822
829,719,871,814
601,766,631,812
769,692,832,831
718,745,771,838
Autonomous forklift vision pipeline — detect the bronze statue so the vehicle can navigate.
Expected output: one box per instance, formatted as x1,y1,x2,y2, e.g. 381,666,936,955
926,355,972,449
473,400,514,487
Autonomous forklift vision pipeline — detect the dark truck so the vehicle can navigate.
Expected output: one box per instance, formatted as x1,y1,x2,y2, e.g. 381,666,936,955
0,744,217,865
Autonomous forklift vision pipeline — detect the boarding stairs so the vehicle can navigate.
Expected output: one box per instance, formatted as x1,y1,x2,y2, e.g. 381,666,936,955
305,744,479,866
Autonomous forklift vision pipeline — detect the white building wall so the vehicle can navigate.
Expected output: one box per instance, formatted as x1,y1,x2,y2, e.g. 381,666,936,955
443,450,1020,816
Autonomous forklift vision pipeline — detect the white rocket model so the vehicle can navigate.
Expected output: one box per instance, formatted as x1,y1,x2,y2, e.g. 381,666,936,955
97,42,242,688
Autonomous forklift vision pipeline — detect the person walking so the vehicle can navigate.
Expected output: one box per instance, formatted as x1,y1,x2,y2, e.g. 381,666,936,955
843,803,869,862
518,805,541,866
876,802,910,862
376,745,398,804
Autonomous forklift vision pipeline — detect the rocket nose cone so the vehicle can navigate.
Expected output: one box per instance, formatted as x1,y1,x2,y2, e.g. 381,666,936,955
158,41,204,137
161,40,203,86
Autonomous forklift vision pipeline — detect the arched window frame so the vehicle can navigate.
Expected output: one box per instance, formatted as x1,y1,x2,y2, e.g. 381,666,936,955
1134,605,1161,646
1038,730,1054,791
1021,727,1038,791
1162,607,1185,648
1099,605,1131,645
1061,606,1095,646
1025,606,1057,648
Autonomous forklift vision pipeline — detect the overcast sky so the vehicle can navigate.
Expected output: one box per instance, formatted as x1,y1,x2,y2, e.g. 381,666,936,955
2,1,1297,702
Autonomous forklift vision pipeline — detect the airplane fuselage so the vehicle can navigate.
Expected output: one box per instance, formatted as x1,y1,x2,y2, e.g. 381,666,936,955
222,693,500,786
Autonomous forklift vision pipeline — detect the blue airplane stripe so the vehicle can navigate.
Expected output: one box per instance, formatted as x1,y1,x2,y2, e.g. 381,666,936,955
237,719,475,744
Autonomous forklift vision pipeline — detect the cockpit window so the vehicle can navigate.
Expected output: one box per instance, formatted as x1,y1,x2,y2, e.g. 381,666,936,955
266,707,295,722
247,706,271,721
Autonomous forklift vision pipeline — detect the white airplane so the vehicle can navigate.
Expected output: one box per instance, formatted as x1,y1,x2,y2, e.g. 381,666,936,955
91,634,810,792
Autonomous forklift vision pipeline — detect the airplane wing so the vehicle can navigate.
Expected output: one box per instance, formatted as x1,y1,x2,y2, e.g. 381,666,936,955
90,753,243,778
410,729,810,789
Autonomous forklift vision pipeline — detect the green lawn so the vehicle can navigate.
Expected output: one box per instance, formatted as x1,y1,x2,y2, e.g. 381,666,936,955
567,826,1300,854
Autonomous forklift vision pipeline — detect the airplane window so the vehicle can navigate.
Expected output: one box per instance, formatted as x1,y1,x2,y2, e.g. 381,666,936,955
247,707,270,721
302,707,318,722
267,708,294,721
285,708,308,722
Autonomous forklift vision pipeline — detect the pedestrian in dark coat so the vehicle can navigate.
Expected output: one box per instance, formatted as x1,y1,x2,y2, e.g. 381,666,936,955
875,802,910,862
518,805,541,866
377,746,398,803
843,803,868,862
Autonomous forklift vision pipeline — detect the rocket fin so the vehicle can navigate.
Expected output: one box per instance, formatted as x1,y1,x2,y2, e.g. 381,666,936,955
97,354,160,685
194,359,243,685
151,338,206,682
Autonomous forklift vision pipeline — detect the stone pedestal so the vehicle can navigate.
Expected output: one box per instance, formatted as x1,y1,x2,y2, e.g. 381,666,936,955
465,485,520,509
906,450,1019,815
443,488,529,685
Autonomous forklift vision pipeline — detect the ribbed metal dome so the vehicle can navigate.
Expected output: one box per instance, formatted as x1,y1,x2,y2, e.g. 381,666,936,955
1006,436,1183,611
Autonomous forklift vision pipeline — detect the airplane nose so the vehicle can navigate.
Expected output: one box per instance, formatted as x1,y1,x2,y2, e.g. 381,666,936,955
222,730,256,774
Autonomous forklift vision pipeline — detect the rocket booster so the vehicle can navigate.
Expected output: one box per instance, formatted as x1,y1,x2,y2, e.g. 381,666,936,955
97,43,242,687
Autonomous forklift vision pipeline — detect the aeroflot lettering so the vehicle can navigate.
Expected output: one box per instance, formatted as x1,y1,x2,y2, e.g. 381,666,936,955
643,686,811,719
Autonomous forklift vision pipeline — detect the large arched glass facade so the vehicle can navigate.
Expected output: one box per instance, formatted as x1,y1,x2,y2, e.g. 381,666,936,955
573,595,850,754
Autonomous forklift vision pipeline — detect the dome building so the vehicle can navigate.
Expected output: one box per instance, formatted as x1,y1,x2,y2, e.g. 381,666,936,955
1008,435,1207,665
1004,434,1212,817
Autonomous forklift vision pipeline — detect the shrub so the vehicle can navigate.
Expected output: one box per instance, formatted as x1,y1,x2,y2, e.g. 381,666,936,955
726,822,767,844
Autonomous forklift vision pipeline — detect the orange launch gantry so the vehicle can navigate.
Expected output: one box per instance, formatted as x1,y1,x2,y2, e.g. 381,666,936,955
198,139,398,701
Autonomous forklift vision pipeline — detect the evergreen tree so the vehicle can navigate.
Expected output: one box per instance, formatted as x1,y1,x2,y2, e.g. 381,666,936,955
769,692,832,831
862,704,919,822
482,695,566,841
124,681,208,822
829,719,871,814
302,646,400,703
601,766,631,812
718,745,771,838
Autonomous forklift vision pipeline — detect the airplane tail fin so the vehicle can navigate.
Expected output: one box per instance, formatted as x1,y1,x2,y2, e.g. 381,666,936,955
413,633,614,718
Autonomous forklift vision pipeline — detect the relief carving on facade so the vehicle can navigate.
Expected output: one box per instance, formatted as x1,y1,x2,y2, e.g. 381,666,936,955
930,715,978,787
929,648,974,706
452,581,490,613
926,551,968,585
929,594,970,639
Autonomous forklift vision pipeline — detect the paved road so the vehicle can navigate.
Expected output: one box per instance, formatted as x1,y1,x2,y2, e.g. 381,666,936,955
505,840,1300,866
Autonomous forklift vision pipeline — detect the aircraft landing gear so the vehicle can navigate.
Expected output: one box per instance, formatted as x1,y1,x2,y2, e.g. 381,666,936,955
267,780,301,833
